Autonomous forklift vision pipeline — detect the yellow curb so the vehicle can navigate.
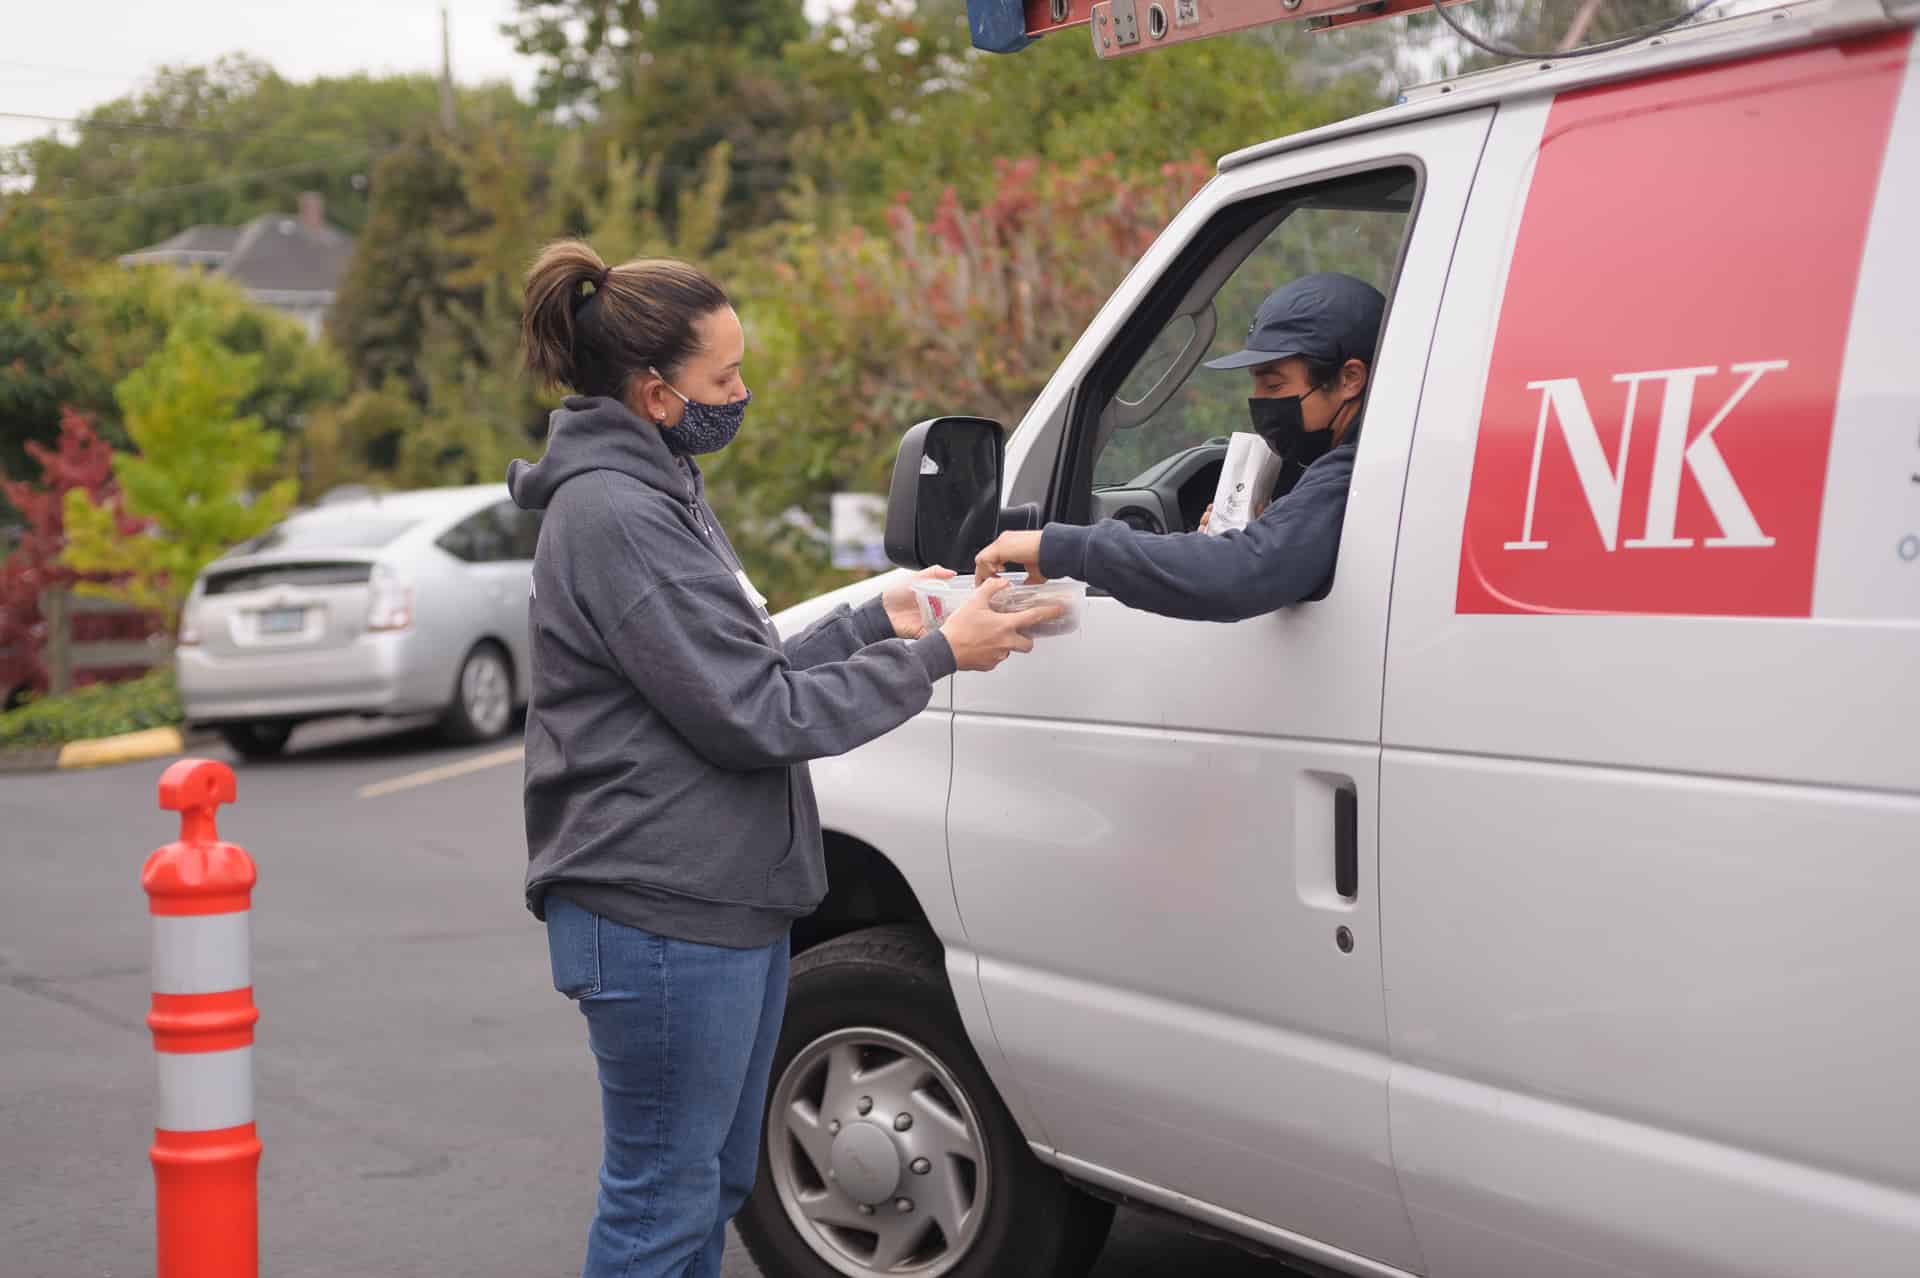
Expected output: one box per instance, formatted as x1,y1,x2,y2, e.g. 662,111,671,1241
56,726,187,771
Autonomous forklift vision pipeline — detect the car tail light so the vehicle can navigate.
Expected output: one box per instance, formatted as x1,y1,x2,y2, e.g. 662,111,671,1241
177,597,203,647
366,563,413,632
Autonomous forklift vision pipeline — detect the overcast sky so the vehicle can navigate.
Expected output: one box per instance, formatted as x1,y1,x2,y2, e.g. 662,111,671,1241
0,0,838,159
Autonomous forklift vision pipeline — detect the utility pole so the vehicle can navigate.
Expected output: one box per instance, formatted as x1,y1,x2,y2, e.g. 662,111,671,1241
439,3,457,132
1558,0,1609,51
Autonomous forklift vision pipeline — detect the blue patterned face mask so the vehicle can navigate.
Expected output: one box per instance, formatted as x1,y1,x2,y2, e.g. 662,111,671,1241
651,366,749,456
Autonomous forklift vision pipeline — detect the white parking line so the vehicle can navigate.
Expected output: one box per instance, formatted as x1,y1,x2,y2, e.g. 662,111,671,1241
355,746,526,799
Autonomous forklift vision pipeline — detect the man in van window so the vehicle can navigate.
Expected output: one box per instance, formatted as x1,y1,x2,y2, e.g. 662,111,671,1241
974,271,1385,621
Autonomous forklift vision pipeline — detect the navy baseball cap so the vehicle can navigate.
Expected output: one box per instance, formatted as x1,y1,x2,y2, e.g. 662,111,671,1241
1204,272,1386,372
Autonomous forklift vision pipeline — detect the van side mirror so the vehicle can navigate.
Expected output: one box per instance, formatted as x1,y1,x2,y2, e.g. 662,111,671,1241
884,416,1005,571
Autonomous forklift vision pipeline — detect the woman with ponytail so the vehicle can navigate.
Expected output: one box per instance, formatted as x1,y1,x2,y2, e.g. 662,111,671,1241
510,241,1056,1278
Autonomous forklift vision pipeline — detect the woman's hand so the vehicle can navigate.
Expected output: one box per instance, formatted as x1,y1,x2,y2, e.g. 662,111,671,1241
973,530,1046,584
940,578,1066,671
883,566,957,640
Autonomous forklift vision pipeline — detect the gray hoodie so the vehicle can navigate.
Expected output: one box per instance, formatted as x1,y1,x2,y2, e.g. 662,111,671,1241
507,396,956,948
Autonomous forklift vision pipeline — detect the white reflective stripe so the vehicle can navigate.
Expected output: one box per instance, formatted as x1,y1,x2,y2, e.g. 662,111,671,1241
156,1046,253,1132
151,912,250,995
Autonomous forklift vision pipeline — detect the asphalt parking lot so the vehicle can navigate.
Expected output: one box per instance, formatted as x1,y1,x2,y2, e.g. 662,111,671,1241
2,717,1308,1277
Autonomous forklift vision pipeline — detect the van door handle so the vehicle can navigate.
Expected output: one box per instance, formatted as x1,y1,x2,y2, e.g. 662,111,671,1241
1334,786,1358,901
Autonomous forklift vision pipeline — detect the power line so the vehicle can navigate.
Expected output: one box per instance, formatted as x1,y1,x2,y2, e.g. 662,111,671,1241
0,110,335,143
0,58,145,82
17,139,799,212
35,150,382,211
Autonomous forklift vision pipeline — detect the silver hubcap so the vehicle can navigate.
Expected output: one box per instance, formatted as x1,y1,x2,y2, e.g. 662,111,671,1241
768,1028,990,1276
462,651,511,735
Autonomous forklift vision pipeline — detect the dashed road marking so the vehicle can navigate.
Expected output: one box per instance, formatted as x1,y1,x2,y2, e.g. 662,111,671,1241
355,746,525,799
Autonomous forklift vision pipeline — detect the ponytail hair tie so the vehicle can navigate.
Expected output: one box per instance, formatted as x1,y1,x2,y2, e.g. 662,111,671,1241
571,267,612,316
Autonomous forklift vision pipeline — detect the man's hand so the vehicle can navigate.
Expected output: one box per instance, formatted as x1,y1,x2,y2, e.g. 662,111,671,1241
883,566,956,640
974,530,1046,584
1197,499,1265,535
940,578,1066,671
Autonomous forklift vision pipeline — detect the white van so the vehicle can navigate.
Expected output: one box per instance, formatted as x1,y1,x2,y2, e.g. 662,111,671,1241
735,6,1920,1277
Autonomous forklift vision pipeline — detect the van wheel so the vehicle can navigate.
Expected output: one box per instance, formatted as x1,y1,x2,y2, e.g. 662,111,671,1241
219,721,294,760
439,643,513,744
738,925,1113,1278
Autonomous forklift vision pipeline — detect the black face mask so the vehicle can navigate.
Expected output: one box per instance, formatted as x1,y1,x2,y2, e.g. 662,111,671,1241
1248,391,1337,469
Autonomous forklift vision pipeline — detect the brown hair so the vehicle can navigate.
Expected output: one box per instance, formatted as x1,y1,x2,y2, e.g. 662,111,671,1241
521,239,730,400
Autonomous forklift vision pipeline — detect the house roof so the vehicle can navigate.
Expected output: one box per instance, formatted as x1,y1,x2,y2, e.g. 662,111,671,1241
220,214,354,295
117,212,353,298
127,224,243,257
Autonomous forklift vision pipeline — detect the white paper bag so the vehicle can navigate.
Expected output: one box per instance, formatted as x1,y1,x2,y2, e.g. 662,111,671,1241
1207,432,1283,536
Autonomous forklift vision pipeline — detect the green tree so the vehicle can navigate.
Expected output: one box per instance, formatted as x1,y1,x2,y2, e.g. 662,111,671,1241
779,0,973,129
2,215,347,486
328,135,476,403
17,57,531,259
73,265,349,452
549,135,734,265
63,329,297,627
790,20,1375,223
443,125,544,298
291,382,422,498
511,0,822,234
615,46,823,234
652,0,808,57
507,0,808,113
396,297,548,488
332,113,564,406
0,200,112,481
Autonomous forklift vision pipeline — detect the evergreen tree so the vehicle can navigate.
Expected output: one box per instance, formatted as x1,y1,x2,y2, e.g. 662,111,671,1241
328,136,477,404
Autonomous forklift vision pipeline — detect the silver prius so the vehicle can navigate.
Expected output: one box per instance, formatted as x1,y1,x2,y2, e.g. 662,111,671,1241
175,485,541,759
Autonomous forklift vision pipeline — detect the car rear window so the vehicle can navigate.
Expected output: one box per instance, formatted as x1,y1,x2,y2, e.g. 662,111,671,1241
203,562,376,596
232,513,419,556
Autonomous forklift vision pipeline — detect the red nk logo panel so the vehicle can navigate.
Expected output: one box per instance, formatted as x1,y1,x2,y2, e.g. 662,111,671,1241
1456,34,1910,617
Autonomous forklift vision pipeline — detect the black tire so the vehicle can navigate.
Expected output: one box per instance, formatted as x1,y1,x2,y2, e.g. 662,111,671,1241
737,924,1114,1278
219,721,294,760
439,642,514,744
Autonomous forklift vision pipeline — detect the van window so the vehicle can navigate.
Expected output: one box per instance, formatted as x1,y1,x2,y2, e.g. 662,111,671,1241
1078,169,1416,523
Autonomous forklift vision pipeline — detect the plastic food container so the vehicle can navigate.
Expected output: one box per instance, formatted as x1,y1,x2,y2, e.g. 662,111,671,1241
909,574,1086,637
910,575,999,631
987,579,1086,637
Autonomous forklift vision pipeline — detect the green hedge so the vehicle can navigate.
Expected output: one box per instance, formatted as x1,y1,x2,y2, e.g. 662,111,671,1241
0,669,183,752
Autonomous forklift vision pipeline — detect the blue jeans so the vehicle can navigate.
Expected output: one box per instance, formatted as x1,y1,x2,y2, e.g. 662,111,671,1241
546,896,790,1278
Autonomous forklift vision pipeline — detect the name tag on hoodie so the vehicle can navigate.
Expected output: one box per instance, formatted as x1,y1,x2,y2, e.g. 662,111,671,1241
734,570,770,615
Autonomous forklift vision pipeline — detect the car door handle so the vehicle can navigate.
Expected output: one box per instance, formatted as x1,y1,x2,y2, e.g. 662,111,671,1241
1334,785,1358,901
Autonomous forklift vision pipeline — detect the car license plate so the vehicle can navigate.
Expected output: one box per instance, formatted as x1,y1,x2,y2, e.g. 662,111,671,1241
257,607,307,636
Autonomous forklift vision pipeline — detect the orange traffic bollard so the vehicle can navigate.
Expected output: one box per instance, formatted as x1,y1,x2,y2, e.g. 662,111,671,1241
145,758,260,1278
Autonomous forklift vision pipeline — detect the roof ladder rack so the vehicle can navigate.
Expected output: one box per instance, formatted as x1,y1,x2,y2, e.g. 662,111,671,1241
968,0,1470,57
